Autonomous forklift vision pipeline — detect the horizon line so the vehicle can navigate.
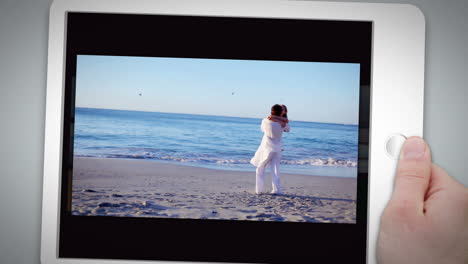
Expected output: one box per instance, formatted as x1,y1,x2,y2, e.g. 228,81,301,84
75,106,359,126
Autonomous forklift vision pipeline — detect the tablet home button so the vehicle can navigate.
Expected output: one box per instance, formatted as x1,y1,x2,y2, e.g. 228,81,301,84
385,134,407,159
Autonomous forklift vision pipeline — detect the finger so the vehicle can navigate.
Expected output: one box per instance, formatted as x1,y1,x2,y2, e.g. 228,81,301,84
424,164,450,201
425,164,468,212
389,136,432,216
429,164,467,192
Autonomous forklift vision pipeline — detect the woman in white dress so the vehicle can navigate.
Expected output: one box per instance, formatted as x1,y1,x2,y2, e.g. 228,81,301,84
250,104,290,194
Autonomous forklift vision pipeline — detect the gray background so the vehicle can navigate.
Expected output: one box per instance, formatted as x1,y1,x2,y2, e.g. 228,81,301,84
0,0,466,263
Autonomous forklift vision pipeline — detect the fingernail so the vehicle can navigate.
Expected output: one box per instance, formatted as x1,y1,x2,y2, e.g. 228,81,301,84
401,137,426,160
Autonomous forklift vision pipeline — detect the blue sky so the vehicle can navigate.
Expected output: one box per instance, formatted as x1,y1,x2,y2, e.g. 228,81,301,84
76,55,360,124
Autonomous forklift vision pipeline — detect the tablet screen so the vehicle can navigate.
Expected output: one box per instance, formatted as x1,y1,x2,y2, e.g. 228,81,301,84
59,12,371,263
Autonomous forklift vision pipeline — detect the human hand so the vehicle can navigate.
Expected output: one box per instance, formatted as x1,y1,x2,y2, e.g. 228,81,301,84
268,115,287,128
377,136,468,264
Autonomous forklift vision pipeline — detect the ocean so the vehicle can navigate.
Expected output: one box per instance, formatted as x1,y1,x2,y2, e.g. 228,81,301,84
73,107,359,177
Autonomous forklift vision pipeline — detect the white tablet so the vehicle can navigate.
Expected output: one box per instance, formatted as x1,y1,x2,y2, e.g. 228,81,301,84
41,0,425,263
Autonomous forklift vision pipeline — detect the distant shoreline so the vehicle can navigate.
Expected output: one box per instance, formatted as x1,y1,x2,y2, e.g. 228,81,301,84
75,106,359,126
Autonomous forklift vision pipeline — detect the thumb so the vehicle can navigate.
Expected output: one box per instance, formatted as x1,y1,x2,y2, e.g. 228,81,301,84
390,136,432,216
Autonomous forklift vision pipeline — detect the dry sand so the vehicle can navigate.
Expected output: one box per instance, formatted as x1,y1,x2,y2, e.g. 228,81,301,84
72,157,357,223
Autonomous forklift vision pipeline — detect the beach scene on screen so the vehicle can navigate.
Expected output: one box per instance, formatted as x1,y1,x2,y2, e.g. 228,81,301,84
71,55,360,223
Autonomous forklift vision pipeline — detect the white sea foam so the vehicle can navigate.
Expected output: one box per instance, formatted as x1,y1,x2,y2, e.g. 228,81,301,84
76,154,357,167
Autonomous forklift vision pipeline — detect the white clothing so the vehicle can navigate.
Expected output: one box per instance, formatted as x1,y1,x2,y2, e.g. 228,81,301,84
250,118,290,194
250,119,289,167
255,151,282,194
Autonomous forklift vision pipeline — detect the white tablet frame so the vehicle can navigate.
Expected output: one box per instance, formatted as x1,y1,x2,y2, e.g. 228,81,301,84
41,1,425,263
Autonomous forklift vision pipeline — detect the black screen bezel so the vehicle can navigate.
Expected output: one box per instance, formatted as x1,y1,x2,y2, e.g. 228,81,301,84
59,12,372,263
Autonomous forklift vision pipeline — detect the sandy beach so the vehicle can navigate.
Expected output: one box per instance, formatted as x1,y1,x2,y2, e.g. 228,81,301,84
72,157,357,223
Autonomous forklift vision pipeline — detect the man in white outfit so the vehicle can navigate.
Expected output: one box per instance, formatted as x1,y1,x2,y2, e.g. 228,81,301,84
250,104,290,195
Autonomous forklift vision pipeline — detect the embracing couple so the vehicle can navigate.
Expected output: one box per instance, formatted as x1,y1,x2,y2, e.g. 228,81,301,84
250,104,290,195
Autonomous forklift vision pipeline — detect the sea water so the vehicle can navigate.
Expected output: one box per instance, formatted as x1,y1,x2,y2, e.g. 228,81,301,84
74,107,359,177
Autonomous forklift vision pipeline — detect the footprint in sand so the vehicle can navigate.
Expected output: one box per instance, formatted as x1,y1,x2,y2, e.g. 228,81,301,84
256,213,278,218
302,216,319,222
92,208,106,214
141,201,171,210
98,202,120,208
239,209,257,213
270,216,285,221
